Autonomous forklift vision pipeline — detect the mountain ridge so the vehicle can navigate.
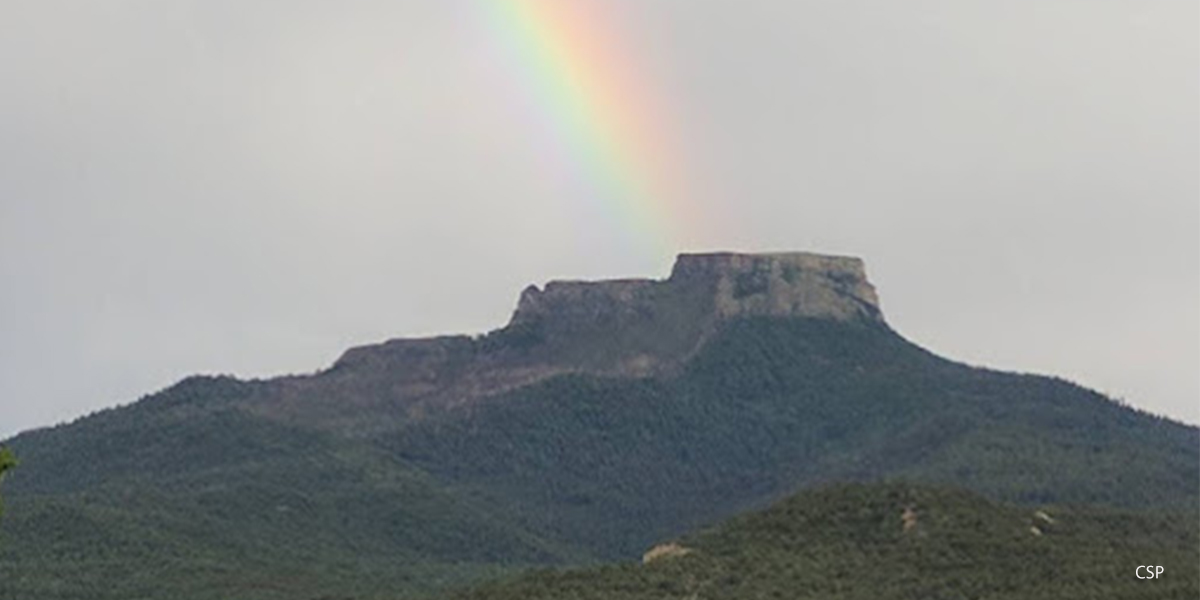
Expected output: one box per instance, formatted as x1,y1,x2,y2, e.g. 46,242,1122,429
2,251,1196,599
331,252,882,404
224,251,887,432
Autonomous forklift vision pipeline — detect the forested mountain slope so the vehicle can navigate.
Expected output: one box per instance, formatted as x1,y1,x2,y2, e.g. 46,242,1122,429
453,483,1200,600
1,253,1195,599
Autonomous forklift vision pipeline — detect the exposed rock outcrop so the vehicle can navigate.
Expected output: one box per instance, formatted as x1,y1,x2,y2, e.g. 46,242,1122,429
672,252,881,321
642,542,692,564
255,252,886,431
510,252,882,329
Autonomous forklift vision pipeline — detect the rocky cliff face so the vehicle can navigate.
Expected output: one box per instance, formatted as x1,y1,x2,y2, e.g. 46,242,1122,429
512,252,882,328
256,252,885,429
672,252,880,321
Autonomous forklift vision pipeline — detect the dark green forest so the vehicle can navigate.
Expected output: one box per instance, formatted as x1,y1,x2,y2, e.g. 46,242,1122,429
0,318,1196,599
387,319,1196,562
0,408,552,598
454,483,1200,600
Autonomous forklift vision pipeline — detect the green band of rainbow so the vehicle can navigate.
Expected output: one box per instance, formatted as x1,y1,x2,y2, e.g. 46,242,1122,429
478,0,688,257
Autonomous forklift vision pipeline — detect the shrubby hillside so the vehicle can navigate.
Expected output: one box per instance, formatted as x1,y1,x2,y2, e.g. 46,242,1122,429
454,483,1200,600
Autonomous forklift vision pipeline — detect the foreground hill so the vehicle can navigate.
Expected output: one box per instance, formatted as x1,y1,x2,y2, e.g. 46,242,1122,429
1,253,1196,599
455,483,1200,600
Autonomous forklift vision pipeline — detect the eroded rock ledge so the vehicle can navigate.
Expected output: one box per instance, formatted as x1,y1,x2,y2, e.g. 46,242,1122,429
336,252,881,374
259,252,885,429
512,252,881,327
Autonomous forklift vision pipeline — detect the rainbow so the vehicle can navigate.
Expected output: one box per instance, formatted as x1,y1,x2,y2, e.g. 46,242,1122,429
476,0,689,257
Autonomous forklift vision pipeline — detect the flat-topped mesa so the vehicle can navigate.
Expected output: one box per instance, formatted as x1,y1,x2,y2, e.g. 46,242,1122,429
511,251,883,329
286,252,886,426
336,252,883,374
672,252,882,321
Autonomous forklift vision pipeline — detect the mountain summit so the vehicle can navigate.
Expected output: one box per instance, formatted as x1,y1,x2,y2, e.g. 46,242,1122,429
329,252,883,417
512,251,882,328
2,251,1196,600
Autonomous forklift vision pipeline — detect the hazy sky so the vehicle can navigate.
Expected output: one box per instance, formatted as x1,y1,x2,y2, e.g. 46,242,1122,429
2,0,1197,439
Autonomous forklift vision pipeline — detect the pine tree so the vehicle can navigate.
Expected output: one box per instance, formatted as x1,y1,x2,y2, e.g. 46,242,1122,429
0,445,16,522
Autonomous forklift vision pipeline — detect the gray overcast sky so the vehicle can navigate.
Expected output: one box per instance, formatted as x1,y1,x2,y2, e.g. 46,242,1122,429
2,0,1197,438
